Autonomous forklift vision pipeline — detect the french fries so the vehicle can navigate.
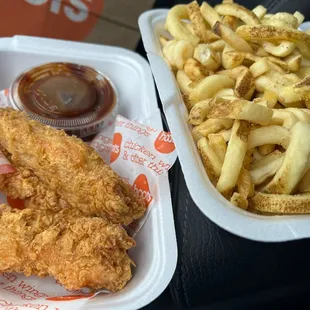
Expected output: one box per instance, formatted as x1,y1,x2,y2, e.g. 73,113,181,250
264,122,310,195
213,21,252,53
163,0,310,215
250,192,310,214
189,75,235,104
236,25,310,59
187,1,219,43
165,5,199,45
208,98,273,125
214,3,260,25
217,120,250,196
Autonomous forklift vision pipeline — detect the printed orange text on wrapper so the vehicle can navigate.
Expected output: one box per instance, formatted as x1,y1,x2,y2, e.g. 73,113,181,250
110,133,122,163
0,0,104,41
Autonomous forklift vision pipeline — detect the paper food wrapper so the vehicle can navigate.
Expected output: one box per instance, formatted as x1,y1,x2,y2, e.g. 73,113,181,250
0,91,177,309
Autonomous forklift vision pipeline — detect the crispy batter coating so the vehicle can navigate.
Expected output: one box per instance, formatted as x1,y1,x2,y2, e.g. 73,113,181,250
0,167,71,211
0,205,135,291
0,109,146,225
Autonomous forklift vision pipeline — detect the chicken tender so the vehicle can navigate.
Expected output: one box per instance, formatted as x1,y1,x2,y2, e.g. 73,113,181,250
0,109,146,225
0,205,135,291
0,167,71,211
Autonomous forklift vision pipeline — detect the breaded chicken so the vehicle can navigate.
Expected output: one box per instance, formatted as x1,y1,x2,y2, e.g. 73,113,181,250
0,205,135,291
0,167,71,211
0,109,146,225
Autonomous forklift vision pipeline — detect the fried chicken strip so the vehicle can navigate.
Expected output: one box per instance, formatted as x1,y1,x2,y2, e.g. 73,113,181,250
0,167,71,211
0,109,146,225
0,205,135,291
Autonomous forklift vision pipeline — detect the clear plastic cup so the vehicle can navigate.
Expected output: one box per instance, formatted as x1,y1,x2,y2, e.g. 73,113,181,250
9,62,118,139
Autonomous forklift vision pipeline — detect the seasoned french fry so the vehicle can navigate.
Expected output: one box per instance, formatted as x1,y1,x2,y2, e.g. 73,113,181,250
262,90,278,108
222,44,245,69
250,192,310,214
236,25,310,59
189,74,235,104
223,15,238,30
214,3,260,25
217,66,248,79
192,126,203,142
247,126,290,150
267,56,290,72
197,137,222,183
252,5,267,20
262,41,295,57
176,70,193,95
250,151,284,185
298,169,310,193
213,21,253,53
254,75,282,95
214,88,235,97
187,1,219,42
230,192,248,210
217,120,250,196
278,76,310,107
163,40,195,70
208,98,273,125
208,39,226,52
284,73,300,84
270,109,299,129
264,13,298,29
195,118,233,136
183,22,196,36
234,69,255,99
265,122,310,194
165,5,199,45
294,11,305,27
184,58,209,81
258,144,275,156
200,2,221,28
237,168,254,198
249,57,270,77
208,134,227,164
215,129,232,142
284,53,302,72
255,46,270,57
193,44,221,70
188,99,214,125
286,108,310,123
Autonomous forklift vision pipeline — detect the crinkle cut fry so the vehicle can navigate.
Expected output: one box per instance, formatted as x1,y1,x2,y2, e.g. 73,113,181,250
0,109,146,225
0,205,135,291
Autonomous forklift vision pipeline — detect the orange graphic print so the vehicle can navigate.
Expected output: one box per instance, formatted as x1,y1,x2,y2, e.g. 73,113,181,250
110,132,122,164
154,131,175,154
133,174,152,207
0,0,104,41
46,293,95,301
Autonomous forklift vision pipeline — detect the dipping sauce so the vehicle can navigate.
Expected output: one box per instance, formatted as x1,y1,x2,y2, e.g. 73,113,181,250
9,62,118,139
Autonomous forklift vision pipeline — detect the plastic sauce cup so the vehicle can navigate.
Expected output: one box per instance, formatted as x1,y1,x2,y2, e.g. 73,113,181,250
9,62,118,139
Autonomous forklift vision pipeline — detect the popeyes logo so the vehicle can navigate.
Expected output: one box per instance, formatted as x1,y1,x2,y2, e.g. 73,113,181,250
154,131,175,154
133,174,152,207
0,0,104,41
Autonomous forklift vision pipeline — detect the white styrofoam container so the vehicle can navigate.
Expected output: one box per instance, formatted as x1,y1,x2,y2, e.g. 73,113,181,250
0,35,177,309
139,10,310,243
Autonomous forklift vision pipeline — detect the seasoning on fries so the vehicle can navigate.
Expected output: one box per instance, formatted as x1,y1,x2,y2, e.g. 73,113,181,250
162,0,310,215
